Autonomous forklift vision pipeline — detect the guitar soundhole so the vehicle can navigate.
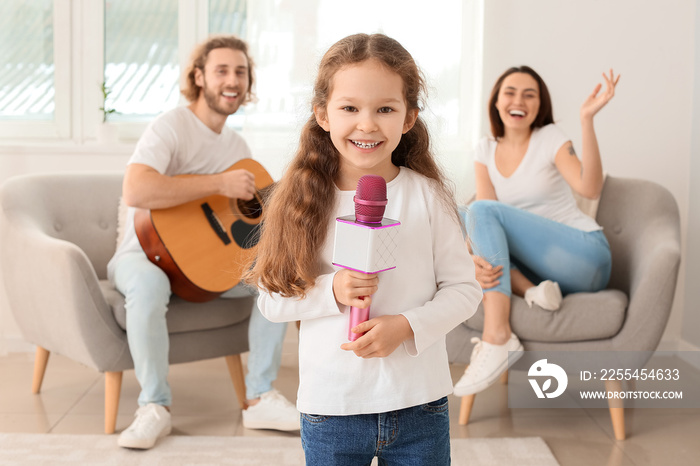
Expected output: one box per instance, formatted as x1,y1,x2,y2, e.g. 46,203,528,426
237,194,263,220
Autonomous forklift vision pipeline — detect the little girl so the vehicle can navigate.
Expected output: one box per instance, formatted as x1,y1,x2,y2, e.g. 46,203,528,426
246,33,482,465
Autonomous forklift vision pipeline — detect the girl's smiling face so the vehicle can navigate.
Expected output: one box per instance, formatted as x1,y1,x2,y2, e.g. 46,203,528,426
495,72,541,132
315,59,418,190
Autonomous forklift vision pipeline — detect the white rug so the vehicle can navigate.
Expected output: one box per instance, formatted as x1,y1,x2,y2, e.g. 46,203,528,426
0,433,559,465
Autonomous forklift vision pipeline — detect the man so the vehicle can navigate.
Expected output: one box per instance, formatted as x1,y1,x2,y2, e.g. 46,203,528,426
107,35,299,450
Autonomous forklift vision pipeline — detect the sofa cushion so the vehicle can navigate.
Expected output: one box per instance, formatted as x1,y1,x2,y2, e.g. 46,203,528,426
100,281,252,334
463,289,628,342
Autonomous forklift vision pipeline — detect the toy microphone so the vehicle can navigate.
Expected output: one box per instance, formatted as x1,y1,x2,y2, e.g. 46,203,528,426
332,175,400,341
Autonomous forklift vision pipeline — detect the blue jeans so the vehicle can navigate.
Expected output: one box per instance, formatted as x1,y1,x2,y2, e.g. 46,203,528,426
461,200,611,296
111,251,288,406
300,397,450,466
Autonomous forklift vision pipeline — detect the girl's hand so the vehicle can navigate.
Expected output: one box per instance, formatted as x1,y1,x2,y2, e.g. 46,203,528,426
340,315,413,358
472,255,503,290
580,69,620,121
333,269,378,309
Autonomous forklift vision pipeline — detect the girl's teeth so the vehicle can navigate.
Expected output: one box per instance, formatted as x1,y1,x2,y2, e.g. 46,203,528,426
223,92,238,97
352,140,379,149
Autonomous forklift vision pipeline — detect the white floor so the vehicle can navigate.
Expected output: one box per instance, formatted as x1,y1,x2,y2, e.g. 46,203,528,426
2,330,699,466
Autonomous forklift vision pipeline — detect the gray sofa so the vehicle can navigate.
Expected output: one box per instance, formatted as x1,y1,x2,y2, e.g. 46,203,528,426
447,175,682,439
0,172,254,434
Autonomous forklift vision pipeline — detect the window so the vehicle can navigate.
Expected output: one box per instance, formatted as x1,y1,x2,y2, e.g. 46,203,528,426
0,0,70,139
102,0,249,134
0,0,482,199
0,0,54,120
243,0,483,198
103,1,180,121
209,0,247,36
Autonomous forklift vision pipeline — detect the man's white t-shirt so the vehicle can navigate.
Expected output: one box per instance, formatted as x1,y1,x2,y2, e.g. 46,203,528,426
474,124,601,232
107,106,252,279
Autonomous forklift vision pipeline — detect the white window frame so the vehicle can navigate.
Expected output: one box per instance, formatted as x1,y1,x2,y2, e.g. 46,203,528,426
0,0,210,147
85,0,210,143
0,0,483,190
0,0,71,141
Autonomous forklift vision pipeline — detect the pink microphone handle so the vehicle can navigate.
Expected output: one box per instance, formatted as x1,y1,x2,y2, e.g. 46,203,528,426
348,304,370,341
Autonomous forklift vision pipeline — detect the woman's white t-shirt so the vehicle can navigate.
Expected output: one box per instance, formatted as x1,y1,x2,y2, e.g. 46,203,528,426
474,124,601,232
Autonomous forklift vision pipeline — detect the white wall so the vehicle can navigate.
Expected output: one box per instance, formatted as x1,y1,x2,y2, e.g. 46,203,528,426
682,1,700,349
481,0,696,347
1,0,698,352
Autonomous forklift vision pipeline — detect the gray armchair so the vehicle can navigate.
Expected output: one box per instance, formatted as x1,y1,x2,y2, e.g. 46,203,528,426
0,172,253,434
447,176,682,440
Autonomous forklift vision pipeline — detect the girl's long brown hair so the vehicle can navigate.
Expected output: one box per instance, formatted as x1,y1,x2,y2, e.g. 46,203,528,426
245,33,456,298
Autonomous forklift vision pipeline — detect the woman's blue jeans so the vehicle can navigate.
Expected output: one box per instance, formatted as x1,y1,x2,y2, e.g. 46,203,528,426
461,200,611,296
111,252,288,407
300,397,450,466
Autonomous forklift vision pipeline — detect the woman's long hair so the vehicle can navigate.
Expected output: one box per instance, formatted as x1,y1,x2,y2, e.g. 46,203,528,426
245,33,456,298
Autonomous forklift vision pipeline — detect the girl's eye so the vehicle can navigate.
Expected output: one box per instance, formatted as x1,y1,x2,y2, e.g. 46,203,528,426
378,107,393,114
342,106,357,112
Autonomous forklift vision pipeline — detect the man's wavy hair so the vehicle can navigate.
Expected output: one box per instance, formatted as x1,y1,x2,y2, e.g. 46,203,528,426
245,33,457,298
181,35,256,104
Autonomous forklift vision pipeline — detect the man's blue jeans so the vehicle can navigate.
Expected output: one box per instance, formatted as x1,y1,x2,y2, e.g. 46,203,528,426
111,251,288,407
461,200,612,296
300,397,450,466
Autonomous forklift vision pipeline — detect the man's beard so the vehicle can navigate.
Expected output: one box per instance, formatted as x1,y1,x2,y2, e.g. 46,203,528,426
201,77,242,116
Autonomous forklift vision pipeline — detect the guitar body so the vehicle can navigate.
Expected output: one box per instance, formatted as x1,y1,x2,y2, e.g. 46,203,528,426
134,159,274,302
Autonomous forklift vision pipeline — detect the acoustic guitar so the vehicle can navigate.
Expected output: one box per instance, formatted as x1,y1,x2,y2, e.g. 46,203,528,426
134,158,274,302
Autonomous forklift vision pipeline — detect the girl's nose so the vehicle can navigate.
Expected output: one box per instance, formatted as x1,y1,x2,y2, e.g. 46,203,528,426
356,112,378,133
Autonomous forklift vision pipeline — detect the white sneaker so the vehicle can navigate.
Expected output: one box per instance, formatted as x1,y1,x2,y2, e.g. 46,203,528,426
453,334,524,396
117,403,172,449
524,280,563,311
242,389,300,431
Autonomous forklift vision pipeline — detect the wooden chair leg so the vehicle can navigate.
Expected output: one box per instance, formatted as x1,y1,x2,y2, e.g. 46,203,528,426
32,346,50,394
458,394,476,425
500,369,509,384
604,379,626,440
225,354,248,410
105,371,123,434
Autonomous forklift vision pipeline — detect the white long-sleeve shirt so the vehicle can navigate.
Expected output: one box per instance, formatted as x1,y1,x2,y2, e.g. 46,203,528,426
258,167,482,415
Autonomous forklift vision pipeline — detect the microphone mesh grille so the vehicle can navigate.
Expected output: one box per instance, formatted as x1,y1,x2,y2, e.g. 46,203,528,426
355,175,387,223
356,175,387,201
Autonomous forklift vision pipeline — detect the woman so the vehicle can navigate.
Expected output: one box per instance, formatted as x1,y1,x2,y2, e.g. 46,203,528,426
454,66,620,396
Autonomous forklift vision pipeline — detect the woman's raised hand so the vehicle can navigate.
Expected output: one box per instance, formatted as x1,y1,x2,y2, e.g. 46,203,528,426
580,69,620,121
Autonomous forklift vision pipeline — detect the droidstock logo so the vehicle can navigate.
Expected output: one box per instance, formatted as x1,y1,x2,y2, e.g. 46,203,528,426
528,359,568,399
